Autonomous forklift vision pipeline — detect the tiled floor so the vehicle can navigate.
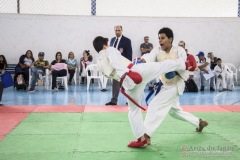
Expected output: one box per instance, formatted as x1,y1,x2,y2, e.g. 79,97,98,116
2,83,240,106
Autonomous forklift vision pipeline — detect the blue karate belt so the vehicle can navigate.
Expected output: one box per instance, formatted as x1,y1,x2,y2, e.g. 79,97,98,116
145,81,163,106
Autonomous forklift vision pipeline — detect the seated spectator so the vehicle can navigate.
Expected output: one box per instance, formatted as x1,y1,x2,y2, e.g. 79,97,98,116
15,50,35,85
196,51,215,91
207,52,218,70
79,50,92,84
140,36,153,56
28,52,49,92
0,55,7,73
140,36,154,90
50,52,67,91
86,55,93,65
67,52,77,84
214,58,233,91
178,41,197,79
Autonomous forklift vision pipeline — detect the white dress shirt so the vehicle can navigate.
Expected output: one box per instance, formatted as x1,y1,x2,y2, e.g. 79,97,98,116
113,35,122,48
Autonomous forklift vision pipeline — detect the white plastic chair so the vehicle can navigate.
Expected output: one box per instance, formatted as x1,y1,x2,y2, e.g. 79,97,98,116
79,62,86,84
194,69,216,90
73,68,77,84
68,68,77,85
101,75,108,90
29,68,49,90
224,63,238,85
85,64,103,91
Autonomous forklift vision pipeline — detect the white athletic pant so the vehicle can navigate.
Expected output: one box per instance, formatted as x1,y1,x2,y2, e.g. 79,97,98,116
144,82,200,137
124,59,198,138
216,74,233,90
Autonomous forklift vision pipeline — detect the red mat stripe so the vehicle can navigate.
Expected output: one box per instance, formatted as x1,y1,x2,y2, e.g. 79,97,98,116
0,106,36,113
33,105,85,113
0,113,30,142
0,135,4,141
0,105,239,142
0,113,30,122
1,105,240,113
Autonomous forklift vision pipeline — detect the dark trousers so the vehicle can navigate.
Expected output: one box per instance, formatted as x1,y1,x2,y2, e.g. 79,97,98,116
0,81,3,102
111,79,120,104
15,66,29,84
51,69,67,89
68,69,75,82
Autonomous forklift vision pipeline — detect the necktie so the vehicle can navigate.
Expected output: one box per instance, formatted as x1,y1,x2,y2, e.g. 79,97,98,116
113,38,118,48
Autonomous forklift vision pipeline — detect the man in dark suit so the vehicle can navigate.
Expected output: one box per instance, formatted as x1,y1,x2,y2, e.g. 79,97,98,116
105,25,132,105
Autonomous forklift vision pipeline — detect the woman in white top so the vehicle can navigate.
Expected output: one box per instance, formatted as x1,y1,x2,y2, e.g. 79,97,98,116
15,50,35,84
67,52,77,84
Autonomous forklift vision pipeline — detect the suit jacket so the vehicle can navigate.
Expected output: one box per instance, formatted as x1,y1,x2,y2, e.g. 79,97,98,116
110,35,132,61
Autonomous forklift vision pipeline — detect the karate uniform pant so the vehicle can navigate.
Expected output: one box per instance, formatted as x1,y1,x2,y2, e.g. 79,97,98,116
124,59,199,138
144,82,199,137
216,74,233,90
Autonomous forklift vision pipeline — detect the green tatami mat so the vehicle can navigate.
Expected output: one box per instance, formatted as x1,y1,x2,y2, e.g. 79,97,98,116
0,112,239,160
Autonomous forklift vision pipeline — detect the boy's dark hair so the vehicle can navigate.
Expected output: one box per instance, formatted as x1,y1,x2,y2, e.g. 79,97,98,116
88,55,93,62
217,58,222,61
158,27,174,43
84,50,90,56
93,36,108,53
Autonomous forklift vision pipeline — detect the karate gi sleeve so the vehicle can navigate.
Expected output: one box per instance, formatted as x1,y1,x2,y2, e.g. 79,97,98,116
141,47,158,62
177,47,187,61
106,47,129,77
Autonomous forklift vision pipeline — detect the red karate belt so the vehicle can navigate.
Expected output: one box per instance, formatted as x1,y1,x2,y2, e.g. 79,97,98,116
120,63,146,111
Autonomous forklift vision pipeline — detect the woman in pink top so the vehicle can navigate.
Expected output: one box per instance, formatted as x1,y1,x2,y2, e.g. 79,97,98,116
50,52,67,91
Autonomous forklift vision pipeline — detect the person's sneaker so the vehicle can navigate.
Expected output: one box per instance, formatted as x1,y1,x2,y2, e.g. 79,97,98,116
39,73,43,81
52,88,58,92
105,102,117,105
101,89,107,92
196,119,208,132
210,87,215,91
219,88,227,92
228,89,233,91
128,138,148,148
28,88,35,92
58,85,65,90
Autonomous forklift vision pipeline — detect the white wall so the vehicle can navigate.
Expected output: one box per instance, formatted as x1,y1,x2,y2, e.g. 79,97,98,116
97,0,238,17
0,14,240,79
1,0,238,17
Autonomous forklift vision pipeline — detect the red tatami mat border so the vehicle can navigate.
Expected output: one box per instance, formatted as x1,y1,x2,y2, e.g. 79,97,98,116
1,105,240,113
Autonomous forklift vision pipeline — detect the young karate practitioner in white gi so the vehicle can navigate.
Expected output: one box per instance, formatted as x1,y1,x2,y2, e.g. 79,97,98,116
93,36,196,148
140,27,208,147
213,58,234,91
